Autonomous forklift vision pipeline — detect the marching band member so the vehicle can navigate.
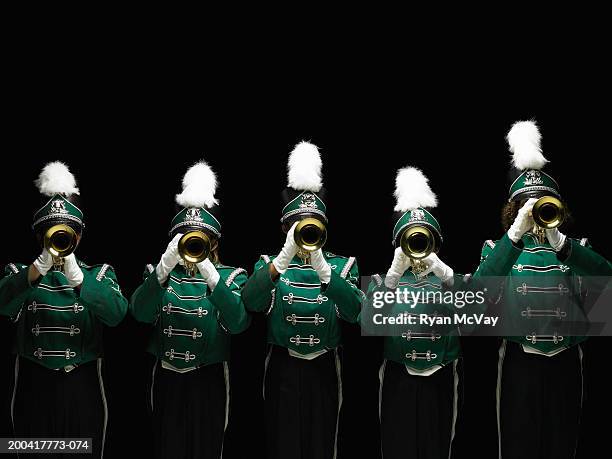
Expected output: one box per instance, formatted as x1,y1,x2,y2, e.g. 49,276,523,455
472,121,611,458
241,142,363,459
0,162,128,458
364,166,461,459
130,160,249,459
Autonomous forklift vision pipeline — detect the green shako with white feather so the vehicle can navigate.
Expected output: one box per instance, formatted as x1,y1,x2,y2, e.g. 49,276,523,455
506,120,561,202
391,166,442,248
280,141,328,224
32,162,84,233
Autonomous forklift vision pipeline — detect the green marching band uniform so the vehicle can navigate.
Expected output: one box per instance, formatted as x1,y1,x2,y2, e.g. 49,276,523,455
469,121,612,459
241,142,363,459
363,167,461,459
0,162,128,458
129,161,249,459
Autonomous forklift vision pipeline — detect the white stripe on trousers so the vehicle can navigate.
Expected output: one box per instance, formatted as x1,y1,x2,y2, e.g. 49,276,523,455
150,359,158,411
11,356,19,432
448,360,459,459
262,346,273,400
378,359,387,459
221,361,230,459
378,359,387,422
11,356,19,459
333,349,343,459
97,358,108,459
496,339,507,459
574,345,584,458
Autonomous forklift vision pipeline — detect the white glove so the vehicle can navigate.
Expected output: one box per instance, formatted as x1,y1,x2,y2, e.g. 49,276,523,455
63,254,84,287
310,248,331,284
272,221,299,274
420,253,454,284
546,228,567,251
507,198,538,243
196,258,220,290
156,233,182,284
33,248,54,277
385,247,412,288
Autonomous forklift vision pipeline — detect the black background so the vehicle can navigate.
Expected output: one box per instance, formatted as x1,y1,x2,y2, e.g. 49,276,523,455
1,74,610,458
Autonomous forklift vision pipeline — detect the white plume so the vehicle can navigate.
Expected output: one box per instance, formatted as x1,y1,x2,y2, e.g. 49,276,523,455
175,160,218,208
287,141,323,192
35,161,80,197
393,166,437,212
507,120,548,170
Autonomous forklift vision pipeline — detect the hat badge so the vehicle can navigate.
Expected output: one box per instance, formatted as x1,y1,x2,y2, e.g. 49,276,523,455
523,170,544,186
299,192,318,210
409,208,425,222
184,208,203,222
50,199,68,215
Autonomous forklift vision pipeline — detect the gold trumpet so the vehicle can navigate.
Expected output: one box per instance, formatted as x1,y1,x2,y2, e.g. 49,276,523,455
530,196,566,243
400,225,436,276
178,231,211,276
294,218,327,257
44,224,77,269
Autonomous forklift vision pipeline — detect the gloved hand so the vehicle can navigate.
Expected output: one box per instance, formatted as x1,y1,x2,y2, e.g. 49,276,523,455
33,248,54,277
156,233,182,284
507,198,538,243
385,247,412,288
272,221,299,274
420,252,454,284
310,248,331,284
63,254,84,287
196,258,221,290
546,228,567,252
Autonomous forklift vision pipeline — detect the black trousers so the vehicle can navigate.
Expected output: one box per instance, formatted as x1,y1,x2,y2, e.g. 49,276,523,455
498,341,583,459
11,356,106,459
379,359,459,459
264,345,341,459
150,360,228,459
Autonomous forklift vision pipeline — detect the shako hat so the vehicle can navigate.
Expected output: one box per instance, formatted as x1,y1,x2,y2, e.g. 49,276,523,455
391,166,442,248
506,120,561,202
32,162,83,233
280,141,328,225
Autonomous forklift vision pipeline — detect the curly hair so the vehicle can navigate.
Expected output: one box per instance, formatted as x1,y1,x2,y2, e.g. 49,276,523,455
209,247,220,265
501,200,523,232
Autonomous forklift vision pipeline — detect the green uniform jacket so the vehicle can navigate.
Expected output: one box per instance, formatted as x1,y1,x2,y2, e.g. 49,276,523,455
473,233,611,355
0,261,128,370
241,252,363,355
130,263,250,370
364,271,461,372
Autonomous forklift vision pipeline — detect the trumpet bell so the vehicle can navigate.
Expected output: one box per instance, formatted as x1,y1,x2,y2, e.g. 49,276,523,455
44,224,78,258
294,218,327,252
178,231,211,264
532,196,565,229
400,225,434,260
